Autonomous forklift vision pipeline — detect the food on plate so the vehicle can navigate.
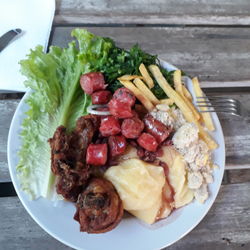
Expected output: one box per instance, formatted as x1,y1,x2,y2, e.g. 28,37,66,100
160,98,175,105
48,115,98,202
158,146,194,208
133,78,160,105
86,144,108,166
173,70,183,95
182,84,193,101
149,65,218,150
137,132,158,152
172,123,213,203
108,135,127,157
108,87,135,118
192,77,215,131
74,177,123,233
143,114,172,143
119,80,155,111
139,63,154,89
80,72,106,95
105,159,166,224
121,117,144,139
174,70,200,120
117,74,144,81
91,90,112,105
17,28,219,234
99,116,121,136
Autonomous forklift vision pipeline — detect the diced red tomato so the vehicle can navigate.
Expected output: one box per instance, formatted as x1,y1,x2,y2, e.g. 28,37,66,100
99,116,121,137
108,135,127,157
137,133,158,152
86,144,107,166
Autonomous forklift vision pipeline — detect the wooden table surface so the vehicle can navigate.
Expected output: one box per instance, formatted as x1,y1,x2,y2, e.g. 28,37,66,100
1,0,250,249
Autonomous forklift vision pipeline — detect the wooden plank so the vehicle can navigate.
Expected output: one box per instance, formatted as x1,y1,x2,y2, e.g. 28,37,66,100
0,197,71,250
0,99,19,182
55,0,250,25
202,80,250,89
228,169,250,183
52,27,250,82
1,183,249,249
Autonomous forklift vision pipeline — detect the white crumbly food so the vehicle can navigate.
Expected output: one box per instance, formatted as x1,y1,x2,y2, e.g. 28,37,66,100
172,122,213,203
150,105,175,129
150,105,214,204
171,108,186,130
150,105,186,130
194,184,209,203
172,123,199,149
187,171,203,189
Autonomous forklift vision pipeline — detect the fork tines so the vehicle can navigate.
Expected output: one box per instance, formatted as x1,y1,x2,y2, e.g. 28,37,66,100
195,96,240,115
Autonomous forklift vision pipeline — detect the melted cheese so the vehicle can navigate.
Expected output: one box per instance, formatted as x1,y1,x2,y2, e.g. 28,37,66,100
105,159,165,224
158,146,194,208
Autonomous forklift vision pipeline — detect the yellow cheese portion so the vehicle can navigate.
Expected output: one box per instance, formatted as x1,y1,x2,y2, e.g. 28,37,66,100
129,191,162,224
104,159,165,223
158,146,194,208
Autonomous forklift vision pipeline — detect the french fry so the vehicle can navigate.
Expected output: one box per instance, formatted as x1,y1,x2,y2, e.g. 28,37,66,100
133,78,160,105
182,93,201,120
148,65,217,150
160,98,175,105
174,70,200,120
139,63,154,89
195,122,218,149
173,70,184,95
148,65,194,122
192,77,215,131
118,75,144,81
119,80,154,111
182,84,193,100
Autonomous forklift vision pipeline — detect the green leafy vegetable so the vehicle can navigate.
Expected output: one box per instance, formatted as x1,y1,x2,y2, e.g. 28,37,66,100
17,28,174,199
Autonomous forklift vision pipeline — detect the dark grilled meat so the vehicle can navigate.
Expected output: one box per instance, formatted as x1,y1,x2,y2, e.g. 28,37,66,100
49,115,99,202
74,177,123,234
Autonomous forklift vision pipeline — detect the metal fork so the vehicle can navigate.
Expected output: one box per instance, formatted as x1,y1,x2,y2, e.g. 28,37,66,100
195,96,250,117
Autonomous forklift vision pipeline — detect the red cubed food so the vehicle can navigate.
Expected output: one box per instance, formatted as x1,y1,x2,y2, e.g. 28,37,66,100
108,135,127,157
143,115,172,143
86,143,108,166
131,110,139,118
108,99,134,119
99,116,121,137
137,133,158,152
113,87,136,106
121,117,144,139
91,90,112,105
80,72,106,95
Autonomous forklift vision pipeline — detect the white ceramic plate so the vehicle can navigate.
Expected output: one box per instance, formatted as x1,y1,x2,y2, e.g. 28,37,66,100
8,61,225,250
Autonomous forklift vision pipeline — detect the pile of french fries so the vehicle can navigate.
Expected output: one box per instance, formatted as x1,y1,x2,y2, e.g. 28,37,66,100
117,63,218,150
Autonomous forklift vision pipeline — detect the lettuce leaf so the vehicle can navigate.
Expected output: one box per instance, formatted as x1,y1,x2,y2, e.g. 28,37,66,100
17,31,111,199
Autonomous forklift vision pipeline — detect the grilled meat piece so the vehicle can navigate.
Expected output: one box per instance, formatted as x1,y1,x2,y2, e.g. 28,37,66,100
49,115,99,202
74,177,123,234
